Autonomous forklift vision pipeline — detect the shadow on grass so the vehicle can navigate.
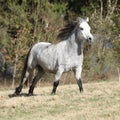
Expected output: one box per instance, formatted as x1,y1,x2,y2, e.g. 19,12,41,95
8,93,38,98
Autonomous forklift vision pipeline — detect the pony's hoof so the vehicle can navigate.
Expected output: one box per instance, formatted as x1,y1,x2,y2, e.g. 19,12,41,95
27,93,37,96
80,88,83,93
51,92,56,95
27,93,33,96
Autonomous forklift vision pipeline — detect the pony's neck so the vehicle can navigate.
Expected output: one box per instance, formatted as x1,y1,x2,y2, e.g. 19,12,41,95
67,32,83,55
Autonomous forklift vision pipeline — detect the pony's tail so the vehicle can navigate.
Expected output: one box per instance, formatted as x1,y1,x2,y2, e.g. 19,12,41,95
21,48,31,86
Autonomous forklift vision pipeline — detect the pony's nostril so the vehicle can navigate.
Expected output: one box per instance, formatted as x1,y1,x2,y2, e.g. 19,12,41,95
88,37,91,41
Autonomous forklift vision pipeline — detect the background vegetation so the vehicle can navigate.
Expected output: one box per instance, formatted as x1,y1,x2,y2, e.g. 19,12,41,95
0,0,119,86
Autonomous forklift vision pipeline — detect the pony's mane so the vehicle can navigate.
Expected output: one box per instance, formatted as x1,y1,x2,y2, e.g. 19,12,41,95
57,21,77,41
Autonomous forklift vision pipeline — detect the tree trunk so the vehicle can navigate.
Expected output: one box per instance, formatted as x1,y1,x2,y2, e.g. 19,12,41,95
100,0,103,21
117,67,120,82
12,54,18,88
106,0,118,20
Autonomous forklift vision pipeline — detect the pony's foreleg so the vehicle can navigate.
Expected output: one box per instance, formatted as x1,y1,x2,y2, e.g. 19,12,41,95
15,69,31,95
28,66,44,95
74,66,83,93
51,68,64,95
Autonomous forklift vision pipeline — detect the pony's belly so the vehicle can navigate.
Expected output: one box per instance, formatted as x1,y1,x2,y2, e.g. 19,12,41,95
61,58,83,72
37,58,57,72
62,64,75,72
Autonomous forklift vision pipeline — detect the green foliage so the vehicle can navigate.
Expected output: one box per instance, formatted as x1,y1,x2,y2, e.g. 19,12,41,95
0,0,119,83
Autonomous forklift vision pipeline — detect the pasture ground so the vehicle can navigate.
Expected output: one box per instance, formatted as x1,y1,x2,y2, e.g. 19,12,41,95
0,80,120,120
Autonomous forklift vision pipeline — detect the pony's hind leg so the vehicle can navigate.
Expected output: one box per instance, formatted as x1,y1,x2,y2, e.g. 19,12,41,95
15,68,32,95
28,66,44,96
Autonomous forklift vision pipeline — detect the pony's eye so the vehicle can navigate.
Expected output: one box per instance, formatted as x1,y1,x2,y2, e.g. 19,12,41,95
80,27,83,30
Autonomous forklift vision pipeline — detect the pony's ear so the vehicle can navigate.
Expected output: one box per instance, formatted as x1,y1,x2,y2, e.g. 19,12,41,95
86,17,89,22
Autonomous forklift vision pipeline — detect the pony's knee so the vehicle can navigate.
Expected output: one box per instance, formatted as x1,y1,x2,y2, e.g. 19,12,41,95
55,68,64,81
74,67,82,80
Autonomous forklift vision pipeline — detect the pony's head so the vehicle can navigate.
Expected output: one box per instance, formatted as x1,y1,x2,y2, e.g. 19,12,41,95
57,17,93,42
76,17,93,42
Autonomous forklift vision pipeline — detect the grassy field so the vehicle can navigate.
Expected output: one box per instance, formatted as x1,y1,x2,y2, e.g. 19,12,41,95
0,81,120,120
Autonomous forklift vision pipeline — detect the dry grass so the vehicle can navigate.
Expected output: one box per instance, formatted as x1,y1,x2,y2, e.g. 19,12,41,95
0,80,120,120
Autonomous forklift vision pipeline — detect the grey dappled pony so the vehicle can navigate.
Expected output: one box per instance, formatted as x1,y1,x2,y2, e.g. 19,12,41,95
14,17,93,96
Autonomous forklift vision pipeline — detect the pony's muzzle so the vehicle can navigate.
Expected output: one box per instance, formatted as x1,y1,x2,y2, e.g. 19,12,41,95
87,36,94,42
